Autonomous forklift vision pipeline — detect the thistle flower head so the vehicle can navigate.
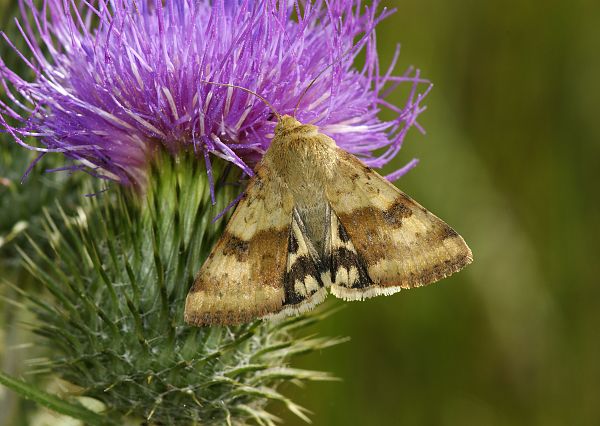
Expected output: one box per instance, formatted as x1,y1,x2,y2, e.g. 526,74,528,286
1,0,429,193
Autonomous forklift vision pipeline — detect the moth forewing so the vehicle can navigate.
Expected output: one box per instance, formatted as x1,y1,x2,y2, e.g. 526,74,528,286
184,115,472,327
325,148,472,299
183,165,290,326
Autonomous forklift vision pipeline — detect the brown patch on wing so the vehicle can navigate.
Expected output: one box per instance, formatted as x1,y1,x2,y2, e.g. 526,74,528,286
337,204,405,265
185,226,289,326
221,233,249,261
382,199,413,227
249,228,289,290
336,198,414,262
440,224,459,240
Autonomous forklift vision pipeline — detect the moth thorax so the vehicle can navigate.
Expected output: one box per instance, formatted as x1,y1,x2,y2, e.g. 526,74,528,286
270,144,336,196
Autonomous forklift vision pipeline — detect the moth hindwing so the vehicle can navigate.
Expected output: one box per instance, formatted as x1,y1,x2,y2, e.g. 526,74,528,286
184,115,472,326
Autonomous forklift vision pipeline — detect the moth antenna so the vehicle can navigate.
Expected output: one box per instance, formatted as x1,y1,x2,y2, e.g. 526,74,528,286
199,80,281,121
292,65,330,119
292,21,379,119
131,0,141,17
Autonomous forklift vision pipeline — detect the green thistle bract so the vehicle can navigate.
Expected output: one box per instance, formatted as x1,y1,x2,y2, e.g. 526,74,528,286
19,154,343,425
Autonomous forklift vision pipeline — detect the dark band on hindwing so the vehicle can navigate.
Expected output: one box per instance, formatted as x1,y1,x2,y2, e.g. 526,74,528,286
328,208,373,289
282,209,325,306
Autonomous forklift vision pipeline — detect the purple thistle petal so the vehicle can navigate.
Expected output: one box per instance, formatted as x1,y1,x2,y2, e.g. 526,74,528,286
211,189,246,223
0,0,430,188
20,152,46,183
385,158,420,182
202,146,215,205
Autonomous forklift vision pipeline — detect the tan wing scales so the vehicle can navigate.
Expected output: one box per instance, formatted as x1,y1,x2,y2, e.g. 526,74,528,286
184,165,292,326
326,149,473,301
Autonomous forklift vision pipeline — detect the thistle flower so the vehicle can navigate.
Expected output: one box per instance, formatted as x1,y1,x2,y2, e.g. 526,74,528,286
0,0,428,192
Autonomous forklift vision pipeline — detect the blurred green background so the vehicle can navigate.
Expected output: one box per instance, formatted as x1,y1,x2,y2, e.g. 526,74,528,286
1,0,599,425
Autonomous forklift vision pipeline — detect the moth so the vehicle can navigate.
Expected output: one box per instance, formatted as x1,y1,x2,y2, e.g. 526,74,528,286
184,114,472,326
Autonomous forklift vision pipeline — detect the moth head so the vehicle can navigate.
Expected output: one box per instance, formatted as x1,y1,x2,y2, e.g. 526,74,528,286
275,115,301,132
274,115,318,137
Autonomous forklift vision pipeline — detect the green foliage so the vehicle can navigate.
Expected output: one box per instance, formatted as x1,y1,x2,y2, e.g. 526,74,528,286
0,144,84,425
13,154,341,425
0,372,110,426
0,146,82,267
